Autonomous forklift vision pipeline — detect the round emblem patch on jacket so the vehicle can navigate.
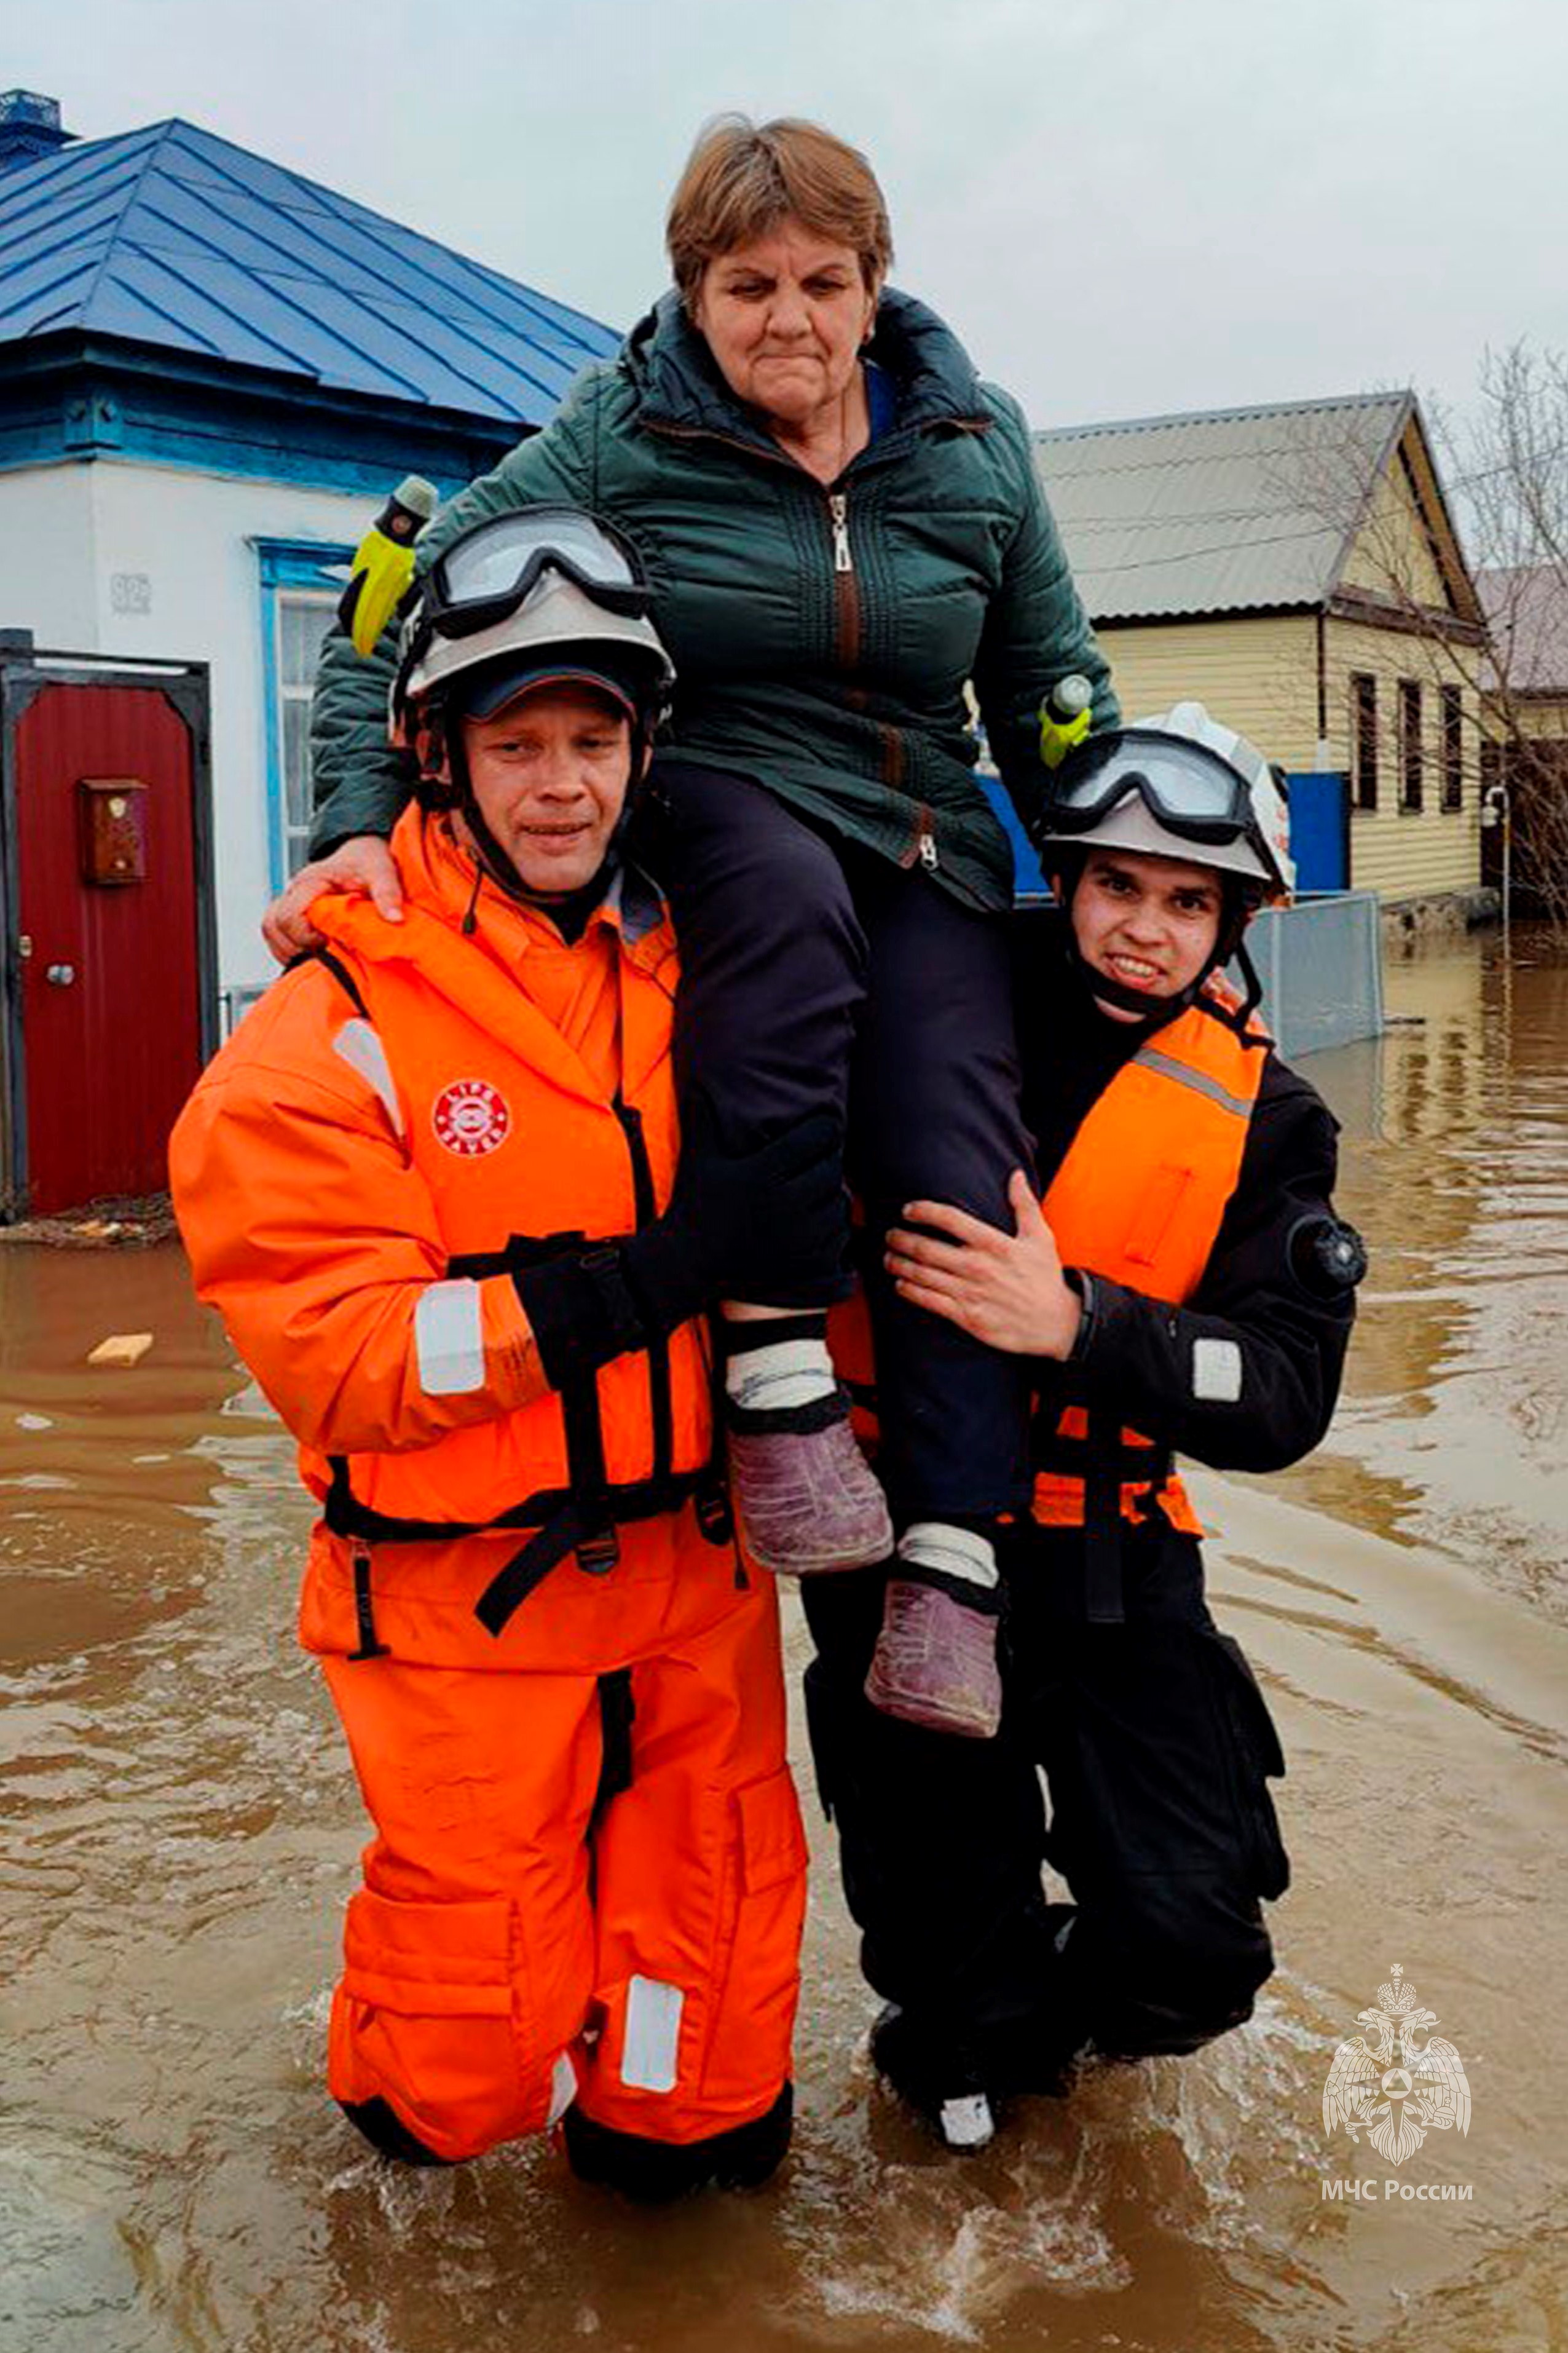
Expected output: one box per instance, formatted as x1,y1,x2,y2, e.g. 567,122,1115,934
432,1079,511,1157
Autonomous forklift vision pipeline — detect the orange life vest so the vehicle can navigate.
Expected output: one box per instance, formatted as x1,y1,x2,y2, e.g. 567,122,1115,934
829,981,1267,1551
306,892,717,1631
1030,984,1267,1540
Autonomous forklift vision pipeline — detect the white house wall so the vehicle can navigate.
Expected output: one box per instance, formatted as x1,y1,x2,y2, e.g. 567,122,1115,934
85,462,376,994
0,462,101,648
0,456,377,996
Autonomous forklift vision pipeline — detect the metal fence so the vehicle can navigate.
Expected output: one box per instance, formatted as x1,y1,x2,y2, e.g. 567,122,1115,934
1228,891,1385,1057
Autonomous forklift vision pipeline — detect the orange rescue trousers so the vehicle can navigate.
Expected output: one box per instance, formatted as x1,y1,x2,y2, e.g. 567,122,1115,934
320,1533,806,2175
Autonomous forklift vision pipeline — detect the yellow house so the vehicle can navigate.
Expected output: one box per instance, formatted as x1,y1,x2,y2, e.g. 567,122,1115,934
1036,393,1489,910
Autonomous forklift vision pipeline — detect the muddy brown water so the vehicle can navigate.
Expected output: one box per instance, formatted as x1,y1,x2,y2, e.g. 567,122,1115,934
3,927,1566,2353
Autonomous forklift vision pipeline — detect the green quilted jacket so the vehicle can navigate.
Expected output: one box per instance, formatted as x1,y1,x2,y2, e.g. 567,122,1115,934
309,288,1117,909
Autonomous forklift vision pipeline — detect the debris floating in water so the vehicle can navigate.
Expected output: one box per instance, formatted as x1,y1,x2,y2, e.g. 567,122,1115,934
86,1332,154,1368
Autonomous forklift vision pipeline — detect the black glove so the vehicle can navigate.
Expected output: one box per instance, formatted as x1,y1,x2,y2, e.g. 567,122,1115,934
515,1104,845,1391
629,1099,845,1321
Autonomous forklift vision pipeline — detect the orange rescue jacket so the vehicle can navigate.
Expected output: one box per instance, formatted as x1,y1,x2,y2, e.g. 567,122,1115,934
1030,984,1267,1536
171,813,717,1647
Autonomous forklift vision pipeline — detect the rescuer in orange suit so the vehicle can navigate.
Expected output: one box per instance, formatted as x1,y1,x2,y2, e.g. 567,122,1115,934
805,706,1367,2151
170,512,841,2197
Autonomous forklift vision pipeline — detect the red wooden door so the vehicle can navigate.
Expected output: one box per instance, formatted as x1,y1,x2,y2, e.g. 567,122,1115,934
14,683,204,1212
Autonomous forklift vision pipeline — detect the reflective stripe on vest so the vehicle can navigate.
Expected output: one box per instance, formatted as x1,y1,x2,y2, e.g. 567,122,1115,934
1034,990,1268,1541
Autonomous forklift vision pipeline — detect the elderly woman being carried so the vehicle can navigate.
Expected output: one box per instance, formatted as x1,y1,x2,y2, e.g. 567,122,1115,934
272,114,1117,1741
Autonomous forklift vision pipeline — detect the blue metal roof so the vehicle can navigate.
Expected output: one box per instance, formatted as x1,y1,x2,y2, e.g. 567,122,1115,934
0,117,620,424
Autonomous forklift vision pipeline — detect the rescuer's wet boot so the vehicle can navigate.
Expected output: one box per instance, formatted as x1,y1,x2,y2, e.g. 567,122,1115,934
562,2084,793,2200
870,2006,997,2151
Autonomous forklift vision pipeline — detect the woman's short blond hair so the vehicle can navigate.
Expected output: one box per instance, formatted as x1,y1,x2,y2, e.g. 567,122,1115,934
666,116,894,313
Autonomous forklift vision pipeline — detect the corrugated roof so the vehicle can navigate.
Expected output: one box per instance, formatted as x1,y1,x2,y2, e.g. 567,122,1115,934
0,117,618,423
1036,393,1411,622
1476,565,1568,694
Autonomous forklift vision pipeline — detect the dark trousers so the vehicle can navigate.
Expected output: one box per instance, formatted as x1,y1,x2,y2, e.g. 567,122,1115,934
801,1528,1288,2088
646,760,1034,1524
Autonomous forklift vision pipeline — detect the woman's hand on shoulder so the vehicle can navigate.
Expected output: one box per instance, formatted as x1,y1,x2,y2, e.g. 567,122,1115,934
260,836,403,963
886,1170,1082,1358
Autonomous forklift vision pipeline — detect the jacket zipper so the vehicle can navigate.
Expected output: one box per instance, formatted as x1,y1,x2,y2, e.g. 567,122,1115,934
828,491,852,574
827,490,862,674
612,1097,674,1486
831,487,916,799
900,801,938,874
645,419,926,827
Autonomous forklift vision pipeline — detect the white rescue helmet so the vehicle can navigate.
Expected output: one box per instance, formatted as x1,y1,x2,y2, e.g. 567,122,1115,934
389,507,675,762
1035,700,1294,901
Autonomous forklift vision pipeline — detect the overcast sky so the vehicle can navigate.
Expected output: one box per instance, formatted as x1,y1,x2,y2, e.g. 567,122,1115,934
9,0,1563,430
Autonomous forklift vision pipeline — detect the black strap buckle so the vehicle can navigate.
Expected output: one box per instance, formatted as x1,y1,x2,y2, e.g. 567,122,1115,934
575,1527,621,1576
695,1481,734,1548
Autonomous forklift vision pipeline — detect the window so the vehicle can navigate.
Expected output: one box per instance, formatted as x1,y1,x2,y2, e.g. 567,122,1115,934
275,595,339,877
254,539,355,888
1351,673,1379,811
1441,684,1464,812
1398,679,1424,813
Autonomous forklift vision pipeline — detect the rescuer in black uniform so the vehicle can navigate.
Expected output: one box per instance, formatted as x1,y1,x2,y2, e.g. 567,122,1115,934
803,702,1366,2149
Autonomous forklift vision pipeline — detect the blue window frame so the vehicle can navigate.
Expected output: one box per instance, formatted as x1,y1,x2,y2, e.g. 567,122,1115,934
254,539,355,890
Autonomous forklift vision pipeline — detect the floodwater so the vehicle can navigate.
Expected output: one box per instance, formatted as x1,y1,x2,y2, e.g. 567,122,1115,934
3,926,1566,2353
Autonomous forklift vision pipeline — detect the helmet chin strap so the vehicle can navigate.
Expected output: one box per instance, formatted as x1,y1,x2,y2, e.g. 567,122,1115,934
1226,933,1266,1032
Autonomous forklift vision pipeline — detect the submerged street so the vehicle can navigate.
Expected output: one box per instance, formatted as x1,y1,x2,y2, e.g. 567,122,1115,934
3,926,1565,2353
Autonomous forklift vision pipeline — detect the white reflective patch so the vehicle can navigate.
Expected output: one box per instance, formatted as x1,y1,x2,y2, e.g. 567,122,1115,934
621,1975,684,2094
938,2093,995,2149
1192,1337,1243,1403
332,1018,404,1136
547,2049,578,2126
414,1280,486,1396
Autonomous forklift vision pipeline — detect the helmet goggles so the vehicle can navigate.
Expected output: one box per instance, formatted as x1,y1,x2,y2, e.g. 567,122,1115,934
1042,727,1258,848
422,507,652,642
390,507,676,765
